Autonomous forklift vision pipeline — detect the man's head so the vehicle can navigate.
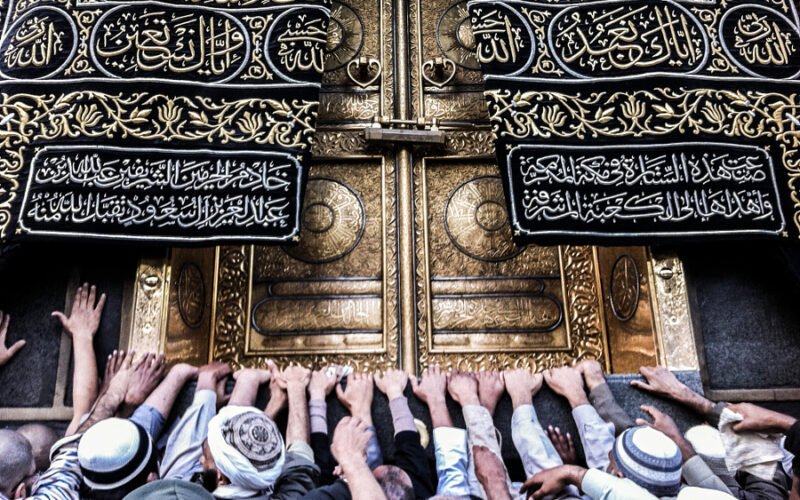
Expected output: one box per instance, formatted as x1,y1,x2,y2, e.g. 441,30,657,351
607,426,682,497
373,465,414,500
204,407,285,493
0,429,35,499
16,423,58,472
123,479,215,500
77,418,157,500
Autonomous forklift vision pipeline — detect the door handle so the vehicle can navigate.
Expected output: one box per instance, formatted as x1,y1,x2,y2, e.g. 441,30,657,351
422,57,457,88
346,57,382,88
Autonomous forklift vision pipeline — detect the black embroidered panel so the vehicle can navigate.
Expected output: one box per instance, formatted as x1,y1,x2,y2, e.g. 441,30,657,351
0,0,330,243
469,0,800,244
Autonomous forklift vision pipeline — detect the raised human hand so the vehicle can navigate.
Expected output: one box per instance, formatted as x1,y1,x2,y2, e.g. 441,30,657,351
197,362,232,407
576,360,606,391
410,364,448,405
636,404,681,440
99,349,125,395
374,368,408,400
447,371,480,407
546,425,577,465
51,283,106,343
504,368,544,408
331,416,373,467
336,371,374,422
0,311,24,366
279,364,312,390
727,402,797,434
477,371,505,416
124,353,167,409
630,366,688,400
265,360,288,418
520,464,586,500
543,366,588,408
309,366,342,401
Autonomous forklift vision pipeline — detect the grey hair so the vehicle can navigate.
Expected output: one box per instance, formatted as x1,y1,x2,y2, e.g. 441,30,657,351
0,429,34,498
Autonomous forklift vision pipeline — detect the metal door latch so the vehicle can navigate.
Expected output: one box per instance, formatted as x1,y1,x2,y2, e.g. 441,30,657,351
362,116,446,145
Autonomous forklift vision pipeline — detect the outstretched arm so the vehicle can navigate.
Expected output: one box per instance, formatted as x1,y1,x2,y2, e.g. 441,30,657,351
55,283,106,435
631,366,719,422
281,365,312,446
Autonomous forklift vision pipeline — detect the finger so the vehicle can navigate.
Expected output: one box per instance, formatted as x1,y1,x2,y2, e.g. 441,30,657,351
635,418,653,427
7,339,25,357
51,311,68,328
95,293,107,315
71,287,81,313
80,283,89,308
630,379,651,391
0,312,8,339
640,404,660,418
566,432,574,447
88,285,97,308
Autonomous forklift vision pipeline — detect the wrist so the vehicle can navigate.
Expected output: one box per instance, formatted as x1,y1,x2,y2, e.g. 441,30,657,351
337,455,370,473
287,382,307,394
773,414,797,432
72,333,94,345
565,393,590,408
386,390,404,401
568,465,587,486
196,375,218,391
352,406,373,422
458,394,481,407
309,391,326,401
509,393,532,409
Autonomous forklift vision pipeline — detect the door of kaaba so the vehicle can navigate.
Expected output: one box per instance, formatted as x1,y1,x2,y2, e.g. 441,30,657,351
121,0,696,375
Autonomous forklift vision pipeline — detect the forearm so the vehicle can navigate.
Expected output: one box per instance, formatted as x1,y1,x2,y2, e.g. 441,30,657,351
143,369,194,418
227,372,261,406
286,383,310,445
427,397,453,428
71,338,98,417
340,461,387,500
673,386,715,417
76,389,124,434
389,396,417,434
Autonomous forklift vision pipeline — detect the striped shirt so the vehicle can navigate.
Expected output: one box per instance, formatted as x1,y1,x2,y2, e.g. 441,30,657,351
27,435,81,500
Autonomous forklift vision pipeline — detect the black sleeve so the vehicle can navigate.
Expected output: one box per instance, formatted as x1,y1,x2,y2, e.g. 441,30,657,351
785,420,800,474
393,430,436,500
310,432,337,486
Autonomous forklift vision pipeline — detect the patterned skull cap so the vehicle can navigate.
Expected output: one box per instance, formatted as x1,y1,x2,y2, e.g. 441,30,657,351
221,412,283,471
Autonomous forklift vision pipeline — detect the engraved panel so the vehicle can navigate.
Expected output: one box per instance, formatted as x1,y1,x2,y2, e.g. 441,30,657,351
211,156,399,370
415,158,607,369
164,248,214,366
598,247,659,373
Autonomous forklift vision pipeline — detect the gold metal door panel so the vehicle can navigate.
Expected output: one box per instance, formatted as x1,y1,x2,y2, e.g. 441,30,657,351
319,0,391,122
410,0,488,121
413,157,607,370
131,0,683,375
211,156,400,371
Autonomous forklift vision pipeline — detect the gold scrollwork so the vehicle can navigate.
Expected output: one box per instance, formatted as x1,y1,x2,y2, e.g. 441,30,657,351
485,86,800,232
0,91,318,239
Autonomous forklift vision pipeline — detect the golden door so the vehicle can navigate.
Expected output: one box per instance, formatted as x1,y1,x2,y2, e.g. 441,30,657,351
124,0,698,375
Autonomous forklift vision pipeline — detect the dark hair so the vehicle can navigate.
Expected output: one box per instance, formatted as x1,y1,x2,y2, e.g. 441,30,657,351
375,466,414,500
